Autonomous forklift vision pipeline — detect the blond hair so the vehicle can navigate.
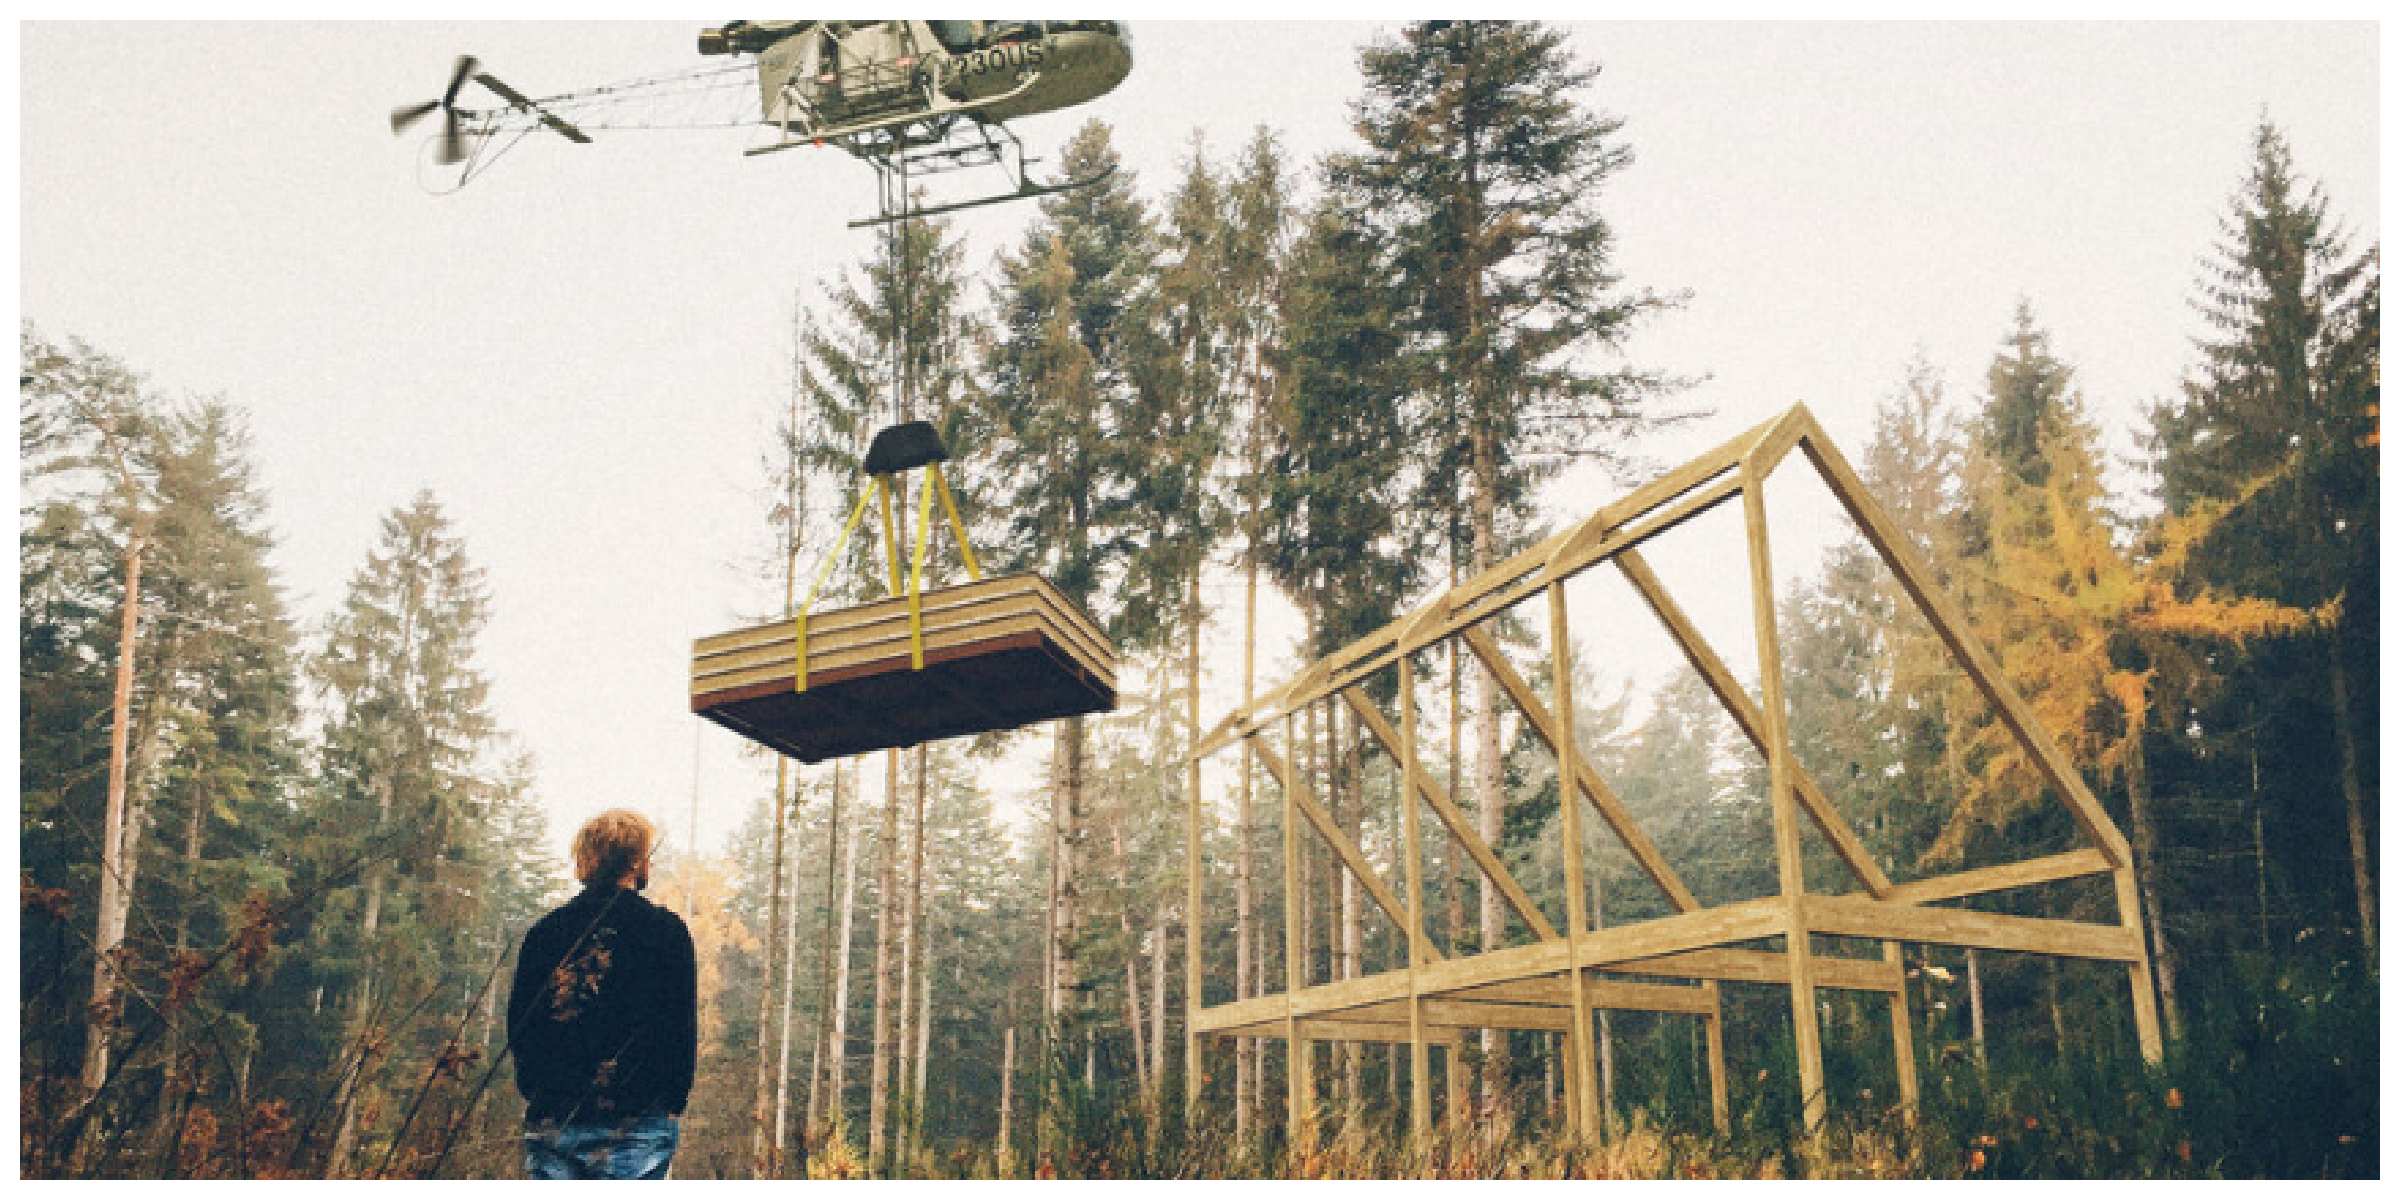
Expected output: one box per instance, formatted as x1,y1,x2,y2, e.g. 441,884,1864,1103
573,808,659,885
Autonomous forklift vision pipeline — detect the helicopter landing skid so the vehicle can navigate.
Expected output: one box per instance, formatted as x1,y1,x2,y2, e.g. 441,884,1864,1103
847,118,1108,228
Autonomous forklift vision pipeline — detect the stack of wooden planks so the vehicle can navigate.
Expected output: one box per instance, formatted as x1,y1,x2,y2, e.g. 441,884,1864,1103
690,572,1115,763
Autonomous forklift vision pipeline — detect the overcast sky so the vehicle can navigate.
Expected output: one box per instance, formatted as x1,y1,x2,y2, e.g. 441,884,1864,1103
17,20,2378,871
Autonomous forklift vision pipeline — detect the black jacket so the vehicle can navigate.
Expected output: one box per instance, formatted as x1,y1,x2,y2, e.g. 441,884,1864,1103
507,883,697,1125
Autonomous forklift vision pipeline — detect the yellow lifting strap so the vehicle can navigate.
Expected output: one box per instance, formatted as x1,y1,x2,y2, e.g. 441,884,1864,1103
792,483,877,694
931,461,982,582
907,461,933,669
791,461,986,693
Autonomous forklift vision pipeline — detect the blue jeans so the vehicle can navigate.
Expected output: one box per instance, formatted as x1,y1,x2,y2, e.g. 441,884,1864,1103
523,1112,680,1180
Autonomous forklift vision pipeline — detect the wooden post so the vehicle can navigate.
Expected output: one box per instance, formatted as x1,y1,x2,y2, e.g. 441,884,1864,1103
1277,717,1315,1151
1701,982,1730,1134
1399,656,1432,1142
1882,940,1918,1122
2114,867,2167,1062
1744,469,1827,1139
1549,583,1600,1141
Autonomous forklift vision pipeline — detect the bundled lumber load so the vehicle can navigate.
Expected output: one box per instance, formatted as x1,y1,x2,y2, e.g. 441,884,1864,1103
690,572,1114,763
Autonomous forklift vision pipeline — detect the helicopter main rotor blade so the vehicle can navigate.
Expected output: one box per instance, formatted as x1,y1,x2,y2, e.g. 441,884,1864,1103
390,99,441,134
442,55,481,106
436,109,468,165
474,72,593,144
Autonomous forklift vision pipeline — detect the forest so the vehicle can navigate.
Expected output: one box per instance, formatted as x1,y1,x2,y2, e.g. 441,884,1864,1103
16,21,2380,1180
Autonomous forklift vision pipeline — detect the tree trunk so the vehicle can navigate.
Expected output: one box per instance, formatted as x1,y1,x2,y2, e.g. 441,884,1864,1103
327,771,392,1177
897,744,928,1161
1470,428,1507,1104
1543,1040,1557,1119
2047,959,2067,1055
912,904,933,1156
1591,874,1613,1126
82,533,146,1099
826,774,861,1142
2122,732,2182,1040
1117,824,1149,1095
1299,690,1317,992
151,781,208,1160
1049,716,1087,1135
868,748,901,1170
1965,948,1987,1069
1446,628,1465,959
1043,736,1062,1034
2328,623,2376,961
1181,562,1202,1115
773,775,805,1175
807,760,848,1144
2250,728,2270,953
997,1026,1016,1173
752,762,790,1177
1338,704,1362,1117
1234,552,1258,1140
1150,908,1167,1105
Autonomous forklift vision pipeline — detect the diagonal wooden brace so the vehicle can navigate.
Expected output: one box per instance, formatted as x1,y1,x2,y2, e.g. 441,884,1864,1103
1249,737,1444,965
1340,686,1559,941
1463,626,1701,913
1615,548,1896,897
1791,413,2134,868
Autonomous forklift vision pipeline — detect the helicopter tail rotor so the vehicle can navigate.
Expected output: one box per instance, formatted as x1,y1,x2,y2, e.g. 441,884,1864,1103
389,54,481,166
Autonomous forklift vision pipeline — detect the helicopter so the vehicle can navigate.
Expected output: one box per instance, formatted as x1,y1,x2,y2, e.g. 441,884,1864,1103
389,20,1133,227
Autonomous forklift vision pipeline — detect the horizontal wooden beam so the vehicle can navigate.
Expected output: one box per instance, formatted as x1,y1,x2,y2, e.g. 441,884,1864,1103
1802,894,2143,962
1443,976,1715,1016
1341,999,1581,1032
1215,1019,1475,1044
1199,883,2132,1034
1877,849,2114,905
1193,991,1288,1034
1415,897,1789,997
1287,968,1414,1020
1607,947,1900,993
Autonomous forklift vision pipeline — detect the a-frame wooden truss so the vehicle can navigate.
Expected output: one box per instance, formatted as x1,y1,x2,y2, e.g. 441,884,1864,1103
1179,402,2166,1147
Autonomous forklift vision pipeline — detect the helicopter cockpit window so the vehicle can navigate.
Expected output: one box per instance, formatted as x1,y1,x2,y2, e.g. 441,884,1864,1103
1045,21,1122,39
926,20,979,53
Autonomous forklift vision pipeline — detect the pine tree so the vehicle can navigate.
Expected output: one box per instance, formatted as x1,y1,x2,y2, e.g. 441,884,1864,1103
977,120,1153,1137
1342,21,1684,1097
1119,131,1245,1114
1216,125,1293,1140
133,400,306,1156
2149,120,2380,960
784,208,981,1173
1944,308,2322,1042
312,491,497,1176
20,329,166,1105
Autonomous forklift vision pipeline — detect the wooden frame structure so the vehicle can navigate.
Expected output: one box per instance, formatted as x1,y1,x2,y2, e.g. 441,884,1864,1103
1180,402,2165,1147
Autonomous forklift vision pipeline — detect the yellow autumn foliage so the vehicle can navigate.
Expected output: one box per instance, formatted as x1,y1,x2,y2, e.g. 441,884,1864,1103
1925,420,2321,865
647,852,757,1052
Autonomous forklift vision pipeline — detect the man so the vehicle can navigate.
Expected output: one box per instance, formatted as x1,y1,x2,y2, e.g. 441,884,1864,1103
508,809,696,1180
